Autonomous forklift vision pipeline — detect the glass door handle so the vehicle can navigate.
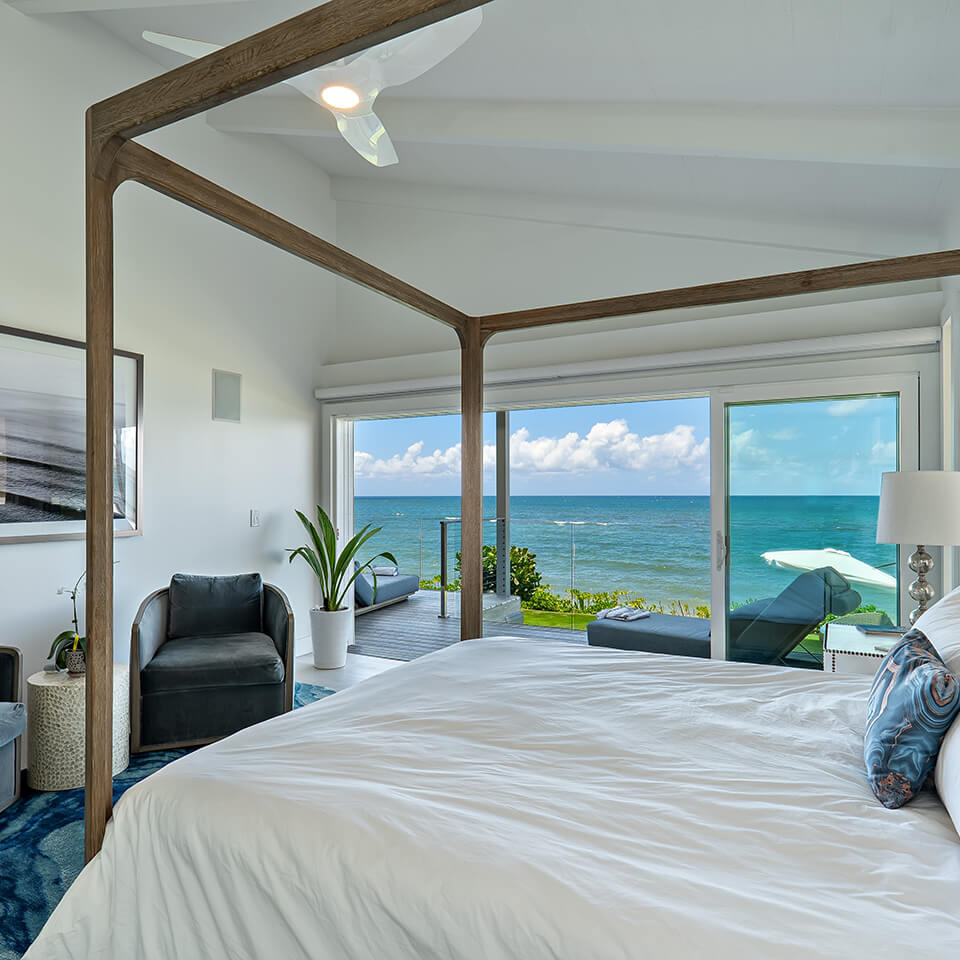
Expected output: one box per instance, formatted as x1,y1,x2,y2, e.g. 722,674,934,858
715,530,728,571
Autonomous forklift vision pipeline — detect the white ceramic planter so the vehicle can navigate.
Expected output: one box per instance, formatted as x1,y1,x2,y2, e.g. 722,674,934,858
309,606,353,669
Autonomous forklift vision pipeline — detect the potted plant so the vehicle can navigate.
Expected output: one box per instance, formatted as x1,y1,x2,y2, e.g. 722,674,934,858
288,506,396,669
49,571,87,675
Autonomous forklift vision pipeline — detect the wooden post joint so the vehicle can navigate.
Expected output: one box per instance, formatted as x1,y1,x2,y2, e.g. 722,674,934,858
87,116,128,186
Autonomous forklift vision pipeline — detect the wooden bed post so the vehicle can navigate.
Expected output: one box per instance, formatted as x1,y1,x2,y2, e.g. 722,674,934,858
459,322,484,640
84,115,117,863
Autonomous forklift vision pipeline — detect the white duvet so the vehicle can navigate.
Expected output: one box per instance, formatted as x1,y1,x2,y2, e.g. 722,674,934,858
26,638,960,959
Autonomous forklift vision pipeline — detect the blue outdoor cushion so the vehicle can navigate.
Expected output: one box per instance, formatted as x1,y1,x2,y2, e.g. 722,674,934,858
587,613,710,659
0,701,26,747
354,571,420,608
864,629,960,809
167,573,263,639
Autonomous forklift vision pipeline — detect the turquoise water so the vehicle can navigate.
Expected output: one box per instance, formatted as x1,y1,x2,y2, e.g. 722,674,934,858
355,495,897,616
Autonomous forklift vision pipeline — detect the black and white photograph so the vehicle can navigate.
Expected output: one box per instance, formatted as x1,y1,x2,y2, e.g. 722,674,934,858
0,326,142,543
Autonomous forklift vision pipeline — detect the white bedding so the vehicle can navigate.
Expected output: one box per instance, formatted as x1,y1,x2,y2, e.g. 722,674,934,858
26,639,960,959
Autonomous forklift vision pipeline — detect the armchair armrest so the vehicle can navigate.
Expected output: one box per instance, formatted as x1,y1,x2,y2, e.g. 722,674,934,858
0,646,22,704
132,589,169,672
130,589,168,753
264,584,294,713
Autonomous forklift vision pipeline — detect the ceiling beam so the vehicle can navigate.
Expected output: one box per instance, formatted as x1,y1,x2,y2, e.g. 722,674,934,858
207,96,960,170
478,249,960,337
112,140,468,332
87,0,492,167
6,0,251,13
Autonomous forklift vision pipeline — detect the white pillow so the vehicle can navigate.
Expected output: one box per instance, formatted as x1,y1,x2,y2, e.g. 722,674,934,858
936,720,960,835
920,585,960,836
912,583,960,676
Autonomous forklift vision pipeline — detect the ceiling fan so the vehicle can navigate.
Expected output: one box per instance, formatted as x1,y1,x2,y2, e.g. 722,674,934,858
142,9,482,167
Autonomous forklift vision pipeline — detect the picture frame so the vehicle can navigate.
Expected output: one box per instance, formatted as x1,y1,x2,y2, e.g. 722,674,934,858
0,324,143,544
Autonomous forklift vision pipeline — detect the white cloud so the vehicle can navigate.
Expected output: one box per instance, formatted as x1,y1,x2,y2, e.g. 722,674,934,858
354,420,709,479
870,440,897,464
827,398,871,417
354,441,463,478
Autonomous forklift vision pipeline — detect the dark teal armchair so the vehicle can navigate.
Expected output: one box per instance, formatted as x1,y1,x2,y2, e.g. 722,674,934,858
131,574,294,752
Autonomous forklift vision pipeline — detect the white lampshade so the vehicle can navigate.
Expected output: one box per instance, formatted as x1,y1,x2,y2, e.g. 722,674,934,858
876,471,960,545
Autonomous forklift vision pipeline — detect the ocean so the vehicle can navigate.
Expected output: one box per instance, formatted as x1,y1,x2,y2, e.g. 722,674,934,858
355,495,897,617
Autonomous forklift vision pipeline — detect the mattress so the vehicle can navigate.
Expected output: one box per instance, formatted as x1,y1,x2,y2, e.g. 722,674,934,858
25,638,960,958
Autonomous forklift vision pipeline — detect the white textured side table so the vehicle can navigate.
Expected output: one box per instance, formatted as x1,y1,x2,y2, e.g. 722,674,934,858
27,664,130,791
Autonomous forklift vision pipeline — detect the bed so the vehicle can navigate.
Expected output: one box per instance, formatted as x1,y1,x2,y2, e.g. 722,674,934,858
25,638,960,958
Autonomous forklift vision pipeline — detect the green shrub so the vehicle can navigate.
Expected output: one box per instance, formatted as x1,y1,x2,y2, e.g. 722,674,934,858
454,545,543,602
522,586,709,618
426,541,711,619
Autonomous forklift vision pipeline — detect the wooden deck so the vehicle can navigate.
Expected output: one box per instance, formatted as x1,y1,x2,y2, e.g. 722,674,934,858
350,590,586,661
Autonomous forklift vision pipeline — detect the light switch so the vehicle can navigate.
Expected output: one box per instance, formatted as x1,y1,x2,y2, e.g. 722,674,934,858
250,509,262,528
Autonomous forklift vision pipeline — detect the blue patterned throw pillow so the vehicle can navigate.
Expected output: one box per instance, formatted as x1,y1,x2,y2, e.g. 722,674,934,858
864,629,960,809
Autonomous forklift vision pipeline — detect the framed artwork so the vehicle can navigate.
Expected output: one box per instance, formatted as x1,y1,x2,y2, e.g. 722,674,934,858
0,324,143,544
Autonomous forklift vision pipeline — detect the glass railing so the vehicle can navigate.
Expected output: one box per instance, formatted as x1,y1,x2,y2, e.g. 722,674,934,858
355,498,893,664
354,507,712,631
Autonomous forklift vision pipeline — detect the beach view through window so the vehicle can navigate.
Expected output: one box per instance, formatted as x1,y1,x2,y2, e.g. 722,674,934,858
726,394,899,664
354,392,900,648
354,399,712,629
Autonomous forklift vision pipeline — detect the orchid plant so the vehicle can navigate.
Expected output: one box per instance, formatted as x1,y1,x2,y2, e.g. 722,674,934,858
48,570,87,669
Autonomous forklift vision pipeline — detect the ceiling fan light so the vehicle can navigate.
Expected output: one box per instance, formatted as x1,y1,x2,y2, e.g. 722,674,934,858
320,85,361,110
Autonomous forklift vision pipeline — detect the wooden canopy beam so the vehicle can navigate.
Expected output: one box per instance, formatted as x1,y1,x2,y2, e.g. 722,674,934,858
87,0,490,168
83,0,960,865
113,142,468,332
478,248,960,336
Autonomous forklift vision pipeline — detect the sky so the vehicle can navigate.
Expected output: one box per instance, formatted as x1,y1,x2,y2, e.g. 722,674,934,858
353,394,898,497
728,395,898,497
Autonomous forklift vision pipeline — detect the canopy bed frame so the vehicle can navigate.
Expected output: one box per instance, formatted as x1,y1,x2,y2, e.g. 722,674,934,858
82,0,960,862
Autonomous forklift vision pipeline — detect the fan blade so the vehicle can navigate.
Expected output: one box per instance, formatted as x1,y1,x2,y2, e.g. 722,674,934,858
335,111,398,167
312,8,482,93
142,30,224,60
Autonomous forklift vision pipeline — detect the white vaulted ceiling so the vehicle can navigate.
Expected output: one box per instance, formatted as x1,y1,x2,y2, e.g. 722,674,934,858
6,0,956,365
49,0,955,232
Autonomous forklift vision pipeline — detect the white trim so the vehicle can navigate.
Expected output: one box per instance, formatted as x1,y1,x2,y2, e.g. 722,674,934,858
709,395,727,661
942,313,955,591
315,327,940,404
313,414,355,655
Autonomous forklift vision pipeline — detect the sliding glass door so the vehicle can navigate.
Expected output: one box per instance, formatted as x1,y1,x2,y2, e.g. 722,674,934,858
711,378,918,666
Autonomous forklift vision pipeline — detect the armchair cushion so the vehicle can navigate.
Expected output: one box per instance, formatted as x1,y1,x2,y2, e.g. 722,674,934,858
141,632,283,695
168,573,263,639
0,702,26,747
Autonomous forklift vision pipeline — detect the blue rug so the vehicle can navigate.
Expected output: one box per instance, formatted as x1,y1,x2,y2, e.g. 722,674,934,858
0,681,334,960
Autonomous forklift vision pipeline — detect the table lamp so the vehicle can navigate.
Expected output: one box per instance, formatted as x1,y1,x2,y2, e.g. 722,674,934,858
876,470,960,624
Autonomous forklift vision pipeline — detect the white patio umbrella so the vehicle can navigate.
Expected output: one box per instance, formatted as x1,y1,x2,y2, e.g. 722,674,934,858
761,548,896,590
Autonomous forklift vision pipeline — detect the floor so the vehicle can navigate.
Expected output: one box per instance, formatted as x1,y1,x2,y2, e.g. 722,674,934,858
295,650,398,691
347,589,587,661
295,590,588,683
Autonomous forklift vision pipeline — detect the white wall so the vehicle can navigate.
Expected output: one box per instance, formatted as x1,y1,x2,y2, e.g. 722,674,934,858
0,6,338,702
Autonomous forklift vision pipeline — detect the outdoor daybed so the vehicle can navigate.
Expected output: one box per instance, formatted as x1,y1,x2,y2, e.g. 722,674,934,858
587,566,861,664
353,569,420,616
